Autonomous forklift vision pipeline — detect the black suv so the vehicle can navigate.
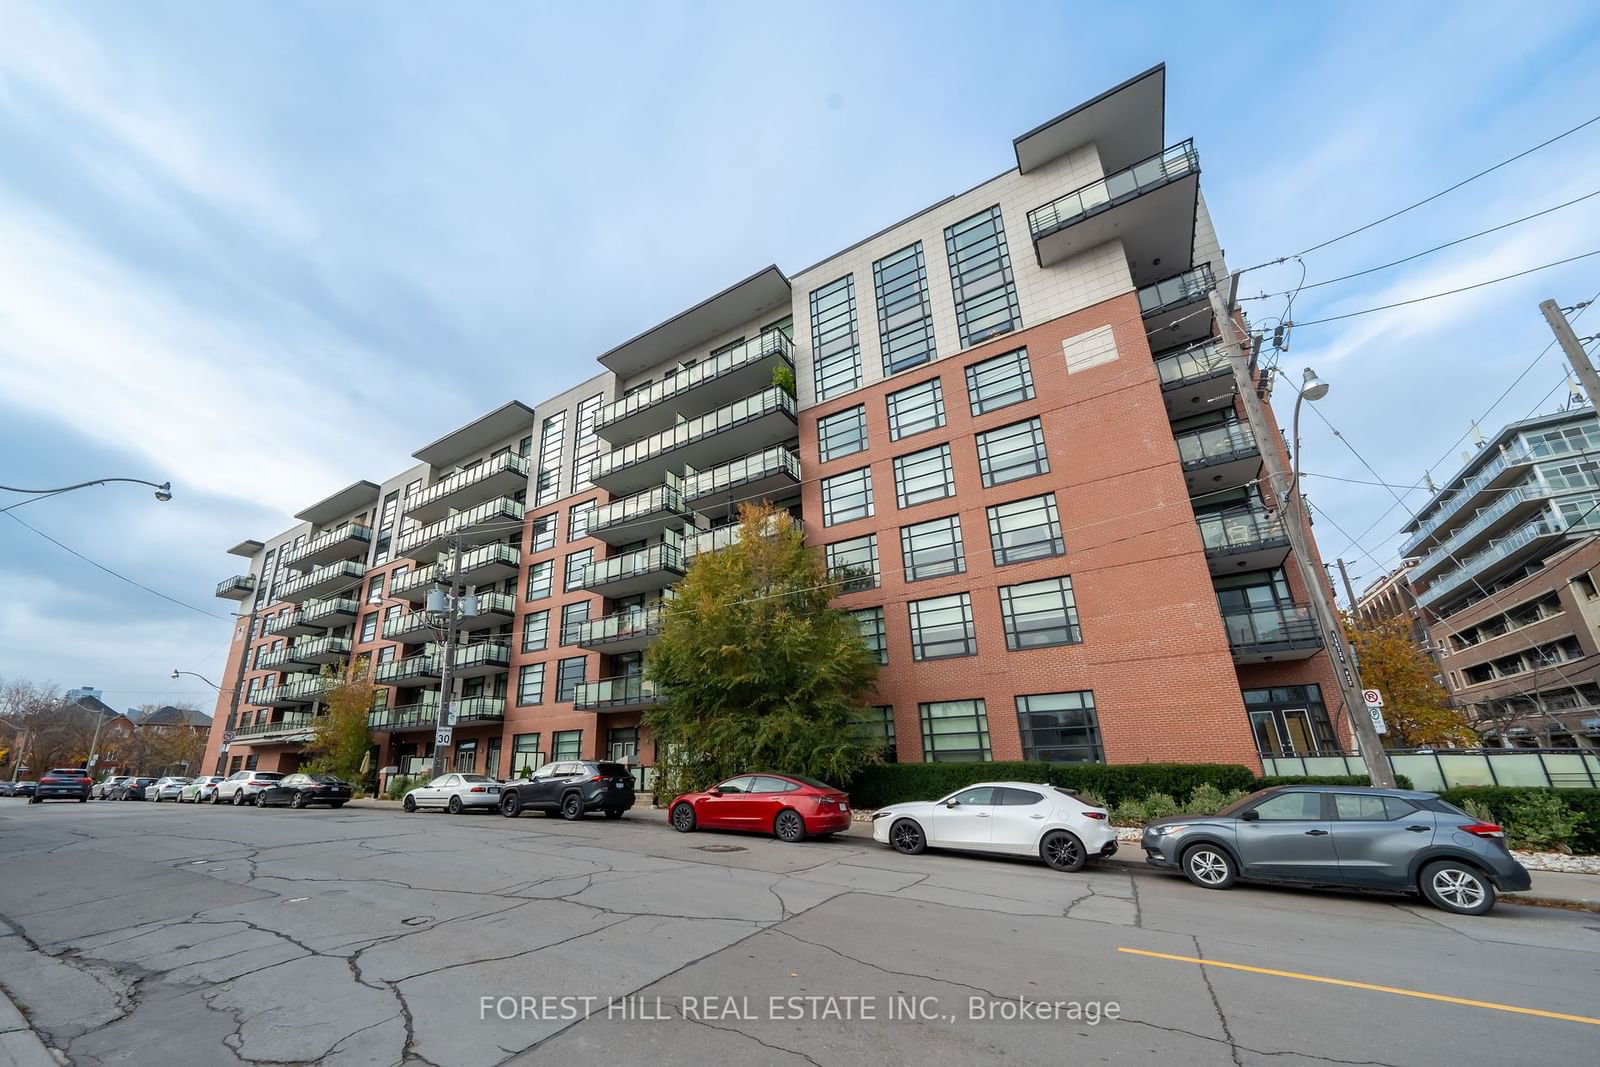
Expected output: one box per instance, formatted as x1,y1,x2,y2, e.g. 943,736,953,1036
500,761,635,820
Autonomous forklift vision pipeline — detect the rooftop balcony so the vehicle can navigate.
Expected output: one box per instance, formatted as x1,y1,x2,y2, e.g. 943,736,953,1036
375,653,441,687
1198,506,1291,576
259,676,326,707
588,387,797,497
1026,139,1200,283
1175,422,1260,495
405,452,531,524
573,674,661,711
450,696,506,726
395,496,524,560
232,713,315,745
369,699,441,732
216,575,256,601
575,601,671,653
684,515,803,560
452,641,511,679
681,445,801,510
591,483,695,545
1224,604,1322,663
595,331,796,443
1154,339,1234,418
578,543,686,598
1139,263,1215,348
280,521,373,573
460,591,517,631
279,560,366,605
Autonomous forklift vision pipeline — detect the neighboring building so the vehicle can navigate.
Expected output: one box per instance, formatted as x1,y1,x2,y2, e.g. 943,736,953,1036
136,706,213,734
1400,408,1600,746
65,686,104,704
66,693,136,740
1356,560,1436,657
200,64,1355,785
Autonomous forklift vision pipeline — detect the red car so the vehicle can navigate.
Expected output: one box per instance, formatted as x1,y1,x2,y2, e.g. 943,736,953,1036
669,773,852,842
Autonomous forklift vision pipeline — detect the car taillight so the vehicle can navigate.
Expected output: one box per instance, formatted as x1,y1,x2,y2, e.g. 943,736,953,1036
470,786,487,793
590,775,606,783
1462,822,1504,839
1082,811,1107,820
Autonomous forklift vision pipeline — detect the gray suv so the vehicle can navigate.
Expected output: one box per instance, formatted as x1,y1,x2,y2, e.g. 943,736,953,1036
1142,785,1532,915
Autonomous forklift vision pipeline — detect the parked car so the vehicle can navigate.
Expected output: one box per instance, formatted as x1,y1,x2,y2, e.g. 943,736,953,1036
112,777,157,800
870,781,1115,871
32,768,92,803
92,775,131,800
670,773,850,843
257,773,353,809
1141,785,1533,916
178,776,226,803
403,773,501,814
500,761,634,820
146,777,191,802
12,782,37,798
0,781,15,797
213,770,286,805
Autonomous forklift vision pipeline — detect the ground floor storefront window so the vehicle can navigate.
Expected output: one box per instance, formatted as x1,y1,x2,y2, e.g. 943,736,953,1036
1244,685,1338,756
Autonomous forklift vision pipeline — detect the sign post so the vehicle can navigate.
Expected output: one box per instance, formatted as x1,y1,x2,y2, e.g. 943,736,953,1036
1362,689,1388,736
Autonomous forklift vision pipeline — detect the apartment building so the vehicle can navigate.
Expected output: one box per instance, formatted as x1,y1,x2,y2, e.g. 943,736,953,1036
201,64,1354,785
1402,408,1600,747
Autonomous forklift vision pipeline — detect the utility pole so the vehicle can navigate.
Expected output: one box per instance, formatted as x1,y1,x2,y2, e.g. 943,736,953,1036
1335,559,1361,616
1209,284,1397,787
1541,299,1600,406
429,535,466,780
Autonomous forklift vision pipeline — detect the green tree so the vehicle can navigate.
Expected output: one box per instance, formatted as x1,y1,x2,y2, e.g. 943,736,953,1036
644,503,880,797
1345,614,1476,747
303,659,375,788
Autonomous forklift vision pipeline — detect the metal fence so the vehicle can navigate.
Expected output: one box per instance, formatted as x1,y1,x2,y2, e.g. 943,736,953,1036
1260,748,1600,791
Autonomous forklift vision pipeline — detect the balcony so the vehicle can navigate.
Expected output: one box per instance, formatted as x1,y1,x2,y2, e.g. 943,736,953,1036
232,713,315,745
1154,339,1234,418
449,542,521,588
383,609,437,645
1175,422,1260,494
1224,604,1322,663
216,575,256,601
405,452,531,524
369,700,441,732
1198,507,1290,576
259,677,326,707
292,635,352,666
1410,484,1554,582
681,446,801,509
1139,263,1215,348
453,641,511,679
595,332,796,443
395,496,524,560
279,560,365,605
576,602,671,653
266,609,316,638
1026,139,1200,282
461,591,517,631
1416,511,1583,611
1401,446,1535,556
375,653,441,687
685,515,803,560
573,674,661,711
579,543,686,598
392,565,437,604
302,597,360,628
280,521,373,573
256,646,293,672
588,387,797,497
591,483,695,545
451,696,506,725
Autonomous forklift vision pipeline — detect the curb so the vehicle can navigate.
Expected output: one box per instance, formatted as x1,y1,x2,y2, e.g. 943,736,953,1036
0,984,59,1067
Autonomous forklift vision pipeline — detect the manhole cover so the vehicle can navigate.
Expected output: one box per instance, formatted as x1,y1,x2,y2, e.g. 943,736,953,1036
694,845,747,853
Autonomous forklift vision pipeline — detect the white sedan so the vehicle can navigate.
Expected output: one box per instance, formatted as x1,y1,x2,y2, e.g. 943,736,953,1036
146,776,191,802
870,781,1117,872
402,773,502,814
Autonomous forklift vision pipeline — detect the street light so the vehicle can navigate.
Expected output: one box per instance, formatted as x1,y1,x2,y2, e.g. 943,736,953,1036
1287,366,1328,512
171,670,225,691
0,478,173,513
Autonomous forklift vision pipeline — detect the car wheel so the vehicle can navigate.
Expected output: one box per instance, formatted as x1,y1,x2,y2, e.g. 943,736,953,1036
211,792,221,805
1419,859,1495,916
671,803,696,833
1040,830,1087,873
1182,844,1236,890
889,818,926,855
448,796,463,815
152,794,161,803
290,792,307,809
774,809,806,843
603,809,623,820
78,795,87,804
403,795,417,813
560,793,583,820
253,793,266,807
500,792,521,818
231,791,243,806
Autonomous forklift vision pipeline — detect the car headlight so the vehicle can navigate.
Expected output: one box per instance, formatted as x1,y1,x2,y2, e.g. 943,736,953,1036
1154,824,1191,836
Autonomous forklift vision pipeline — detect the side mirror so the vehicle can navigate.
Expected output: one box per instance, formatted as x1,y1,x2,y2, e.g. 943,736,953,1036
944,798,961,808
709,788,723,797
1240,809,1260,822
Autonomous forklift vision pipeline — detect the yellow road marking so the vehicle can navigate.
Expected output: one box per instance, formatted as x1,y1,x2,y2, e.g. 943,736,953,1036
1117,947,1600,1026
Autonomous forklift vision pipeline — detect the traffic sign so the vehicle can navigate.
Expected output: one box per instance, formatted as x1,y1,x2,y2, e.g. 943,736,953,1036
1362,689,1384,708
222,730,236,743
1369,706,1388,736
435,727,453,747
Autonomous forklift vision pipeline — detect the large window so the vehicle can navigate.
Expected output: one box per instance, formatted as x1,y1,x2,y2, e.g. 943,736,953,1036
525,560,553,601
535,412,566,507
1243,685,1338,757
886,378,945,440
821,467,874,526
520,609,549,653
920,699,991,762
810,275,862,402
564,549,592,592
528,515,556,554
825,535,879,593
853,607,888,665
944,206,1021,347
568,500,596,541
1016,692,1103,763
901,515,965,582
965,348,1034,415
999,576,1081,649
909,592,976,660
552,730,583,761
873,241,937,375
571,394,604,495
516,663,545,706
817,405,868,463
851,705,896,761
359,612,377,643
976,417,1049,488
986,494,1064,565
561,601,590,645
893,443,956,508
510,733,543,778
555,656,586,703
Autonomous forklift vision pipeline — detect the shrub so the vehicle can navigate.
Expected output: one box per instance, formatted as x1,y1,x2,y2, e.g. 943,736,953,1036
1501,792,1585,853
1439,788,1600,855
1138,792,1180,820
1253,774,1414,791
1110,798,1147,827
1457,797,1497,824
843,761,1257,810
385,775,421,801
1075,789,1108,810
1186,783,1231,815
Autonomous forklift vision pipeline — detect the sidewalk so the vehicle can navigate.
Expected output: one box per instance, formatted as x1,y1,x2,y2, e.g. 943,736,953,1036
0,985,57,1067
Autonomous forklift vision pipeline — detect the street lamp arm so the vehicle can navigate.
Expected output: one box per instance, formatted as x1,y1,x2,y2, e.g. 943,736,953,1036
1,478,172,496
171,670,231,693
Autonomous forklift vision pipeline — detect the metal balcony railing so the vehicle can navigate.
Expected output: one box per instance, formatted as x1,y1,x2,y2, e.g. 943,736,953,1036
573,675,661,710
587,388,795,484
278,560,365,602
1416,513,1573,609
232,713,314,740
595,332,795,431
575,602,671,648
1197,507,1287,553
280,521,373,570
681,446,800,502
216,575,256,599
375,654,442,686
579,544,685,590
369,700,441,731
1139,263,1215,319
685,516,803,560
592,483,690,533
452,696,506,722
395,497,524,557
1155,339,1229,387
1175,422,1257,467
1027,139,1199,240
404,453,529,515
1223,604,1321,653
453,642,511,672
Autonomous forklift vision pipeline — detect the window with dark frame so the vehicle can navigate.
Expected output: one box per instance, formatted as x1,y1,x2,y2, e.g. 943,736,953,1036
825,534,879,592
965,348,1034,415
986,494,1065,566
810,275,862,402
886,377,946,440
873,241,937,375
901,514,966,581
851,704,896,760
516,663,545,706
893,442,956,508
999,576,1082,650
817,405,868,463
1016,691,1103,763
976,417,1049,487
529,515,556,553
944,206,1021,348
919,699,991,762
564,549,592,592
521,609,549,653
561,601,590,645
908,592,976,660
570,394,604,495
552,730,582,761
852,607,888,665
525,560,553,601
510,733,543,778
821,467,874,526
535,412,566,507
555,656,586,703
568,500,596,542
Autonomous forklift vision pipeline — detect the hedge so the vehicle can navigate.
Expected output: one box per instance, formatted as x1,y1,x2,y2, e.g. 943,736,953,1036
1439,787,1600,855
1255,774,1414,791
844,762,1256,810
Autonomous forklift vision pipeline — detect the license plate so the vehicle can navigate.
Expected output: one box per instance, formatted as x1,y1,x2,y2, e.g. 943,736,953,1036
612,782,623,788
840,805,849,813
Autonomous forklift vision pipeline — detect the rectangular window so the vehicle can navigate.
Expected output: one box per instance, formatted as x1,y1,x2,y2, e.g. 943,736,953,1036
367,572,385,604
873,241,936,375
568,500,596,541
1016,691,1103,763
571,394,604,495
359,613,377,643
945,206,1021,347
556,656,586,702
821,467,874,526
525,560,553,601
528,515,556,554
521,609,549,653
886,378,945,440
826,535,879,593
976,417,1049,488
561,601,590,645
852,607,888,665
817,405,868,463
986,494,1065,566
511,733,543,778
810,275,862,402
920,699,991,762
893,443,956,508
965,348,1034,415
900,515,965,581
518,435,533,459
999,576,1081,650
909,592,976,660
552,730,583,761
535,412,566,507
851,704,896,760
516,663,545,706
564,549,592,592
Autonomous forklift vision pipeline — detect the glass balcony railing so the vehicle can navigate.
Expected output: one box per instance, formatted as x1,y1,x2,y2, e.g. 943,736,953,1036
1155,339,1229,388
1412,484,1546,579
588,388,796,484
256,647,292,671
1027,139,1199,240
375,654,442,686
1223,604,1320,653
383,610,435,642
464,591,516,620
576,602,671,649
369,700,441,731
303,597,360,625
453,642,511,672
1175,422,1257,467
685,516,803,559
280,521,373,570
259,677,326,705
1417,513,1569,608
233,713,314,740
573,674,661,710
392,565,437,599
404,453,530,516
1139,263,1215,318
682,446,800,502
580,544,685,590
452,696,506,722
1197,507,1287,553
395,497,525,557
216,575,256,600
1402,447,1533,554
592,483,690,533
291,635,352,662
278,560,365,602
266,610,303,635
449,542,521,577
595,332,795,431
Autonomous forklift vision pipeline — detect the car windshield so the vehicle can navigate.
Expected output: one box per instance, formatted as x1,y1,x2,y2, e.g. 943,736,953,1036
1216,789,1273,817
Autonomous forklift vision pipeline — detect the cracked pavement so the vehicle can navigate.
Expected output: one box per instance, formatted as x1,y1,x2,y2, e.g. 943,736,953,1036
1,802,1597,1065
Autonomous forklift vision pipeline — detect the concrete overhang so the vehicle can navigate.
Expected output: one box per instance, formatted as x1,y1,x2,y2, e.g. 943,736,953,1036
294,481,381,526
1014,63,1166,176
598,266,792,379
227,539,264,558
411,401,536,470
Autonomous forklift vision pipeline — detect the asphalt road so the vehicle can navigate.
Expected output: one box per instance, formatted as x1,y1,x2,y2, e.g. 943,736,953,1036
1,799,1597,1066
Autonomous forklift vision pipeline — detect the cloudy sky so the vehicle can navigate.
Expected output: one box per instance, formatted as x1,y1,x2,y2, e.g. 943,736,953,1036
3,1,1599,713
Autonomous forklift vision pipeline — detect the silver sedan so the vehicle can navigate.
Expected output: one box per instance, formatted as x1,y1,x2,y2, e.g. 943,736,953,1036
147,777,191,801
403,773,502,814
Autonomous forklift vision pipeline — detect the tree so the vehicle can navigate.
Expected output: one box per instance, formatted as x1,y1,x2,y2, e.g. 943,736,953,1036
1345,614,1476,747
303,659,375,789
643,503,881,797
